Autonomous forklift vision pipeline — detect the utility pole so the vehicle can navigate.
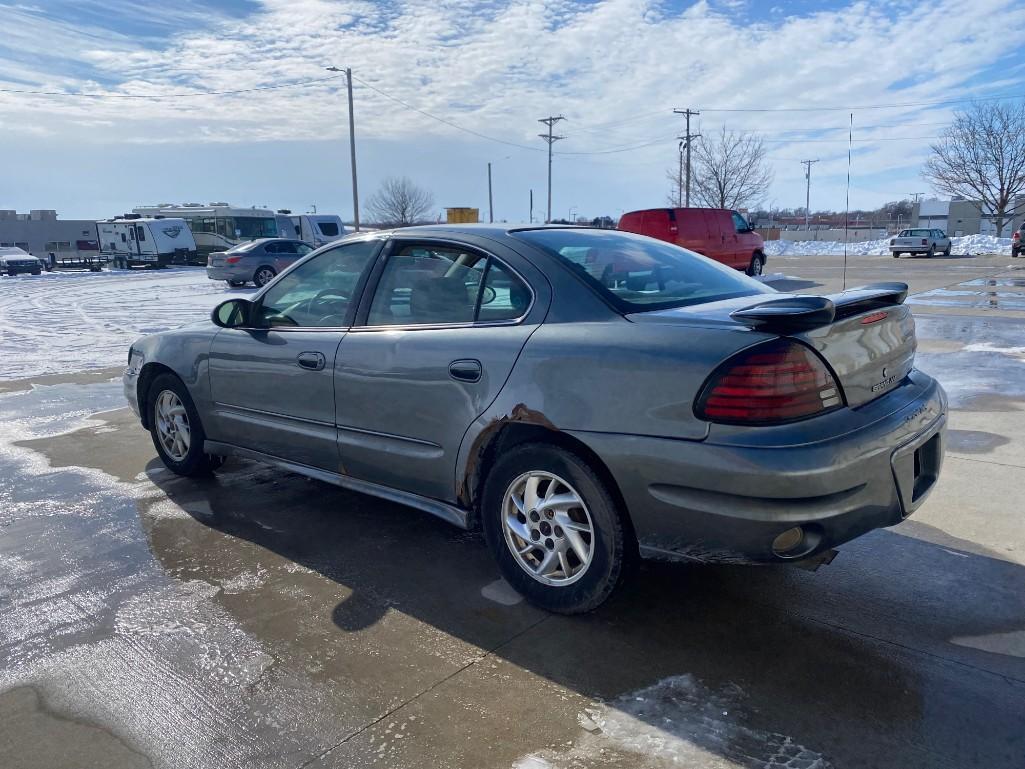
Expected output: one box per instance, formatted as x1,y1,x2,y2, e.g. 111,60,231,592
487,163,494,223
801,159,820,230
677,141,684,207
529,189,533,223
908,192,925,203
538,116,565,223
673,109,700,207
326,66,360,231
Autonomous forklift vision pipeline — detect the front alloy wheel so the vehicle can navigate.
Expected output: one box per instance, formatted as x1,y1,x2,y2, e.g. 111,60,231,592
155,389,190,462
503,471,595,586
253,266,276,287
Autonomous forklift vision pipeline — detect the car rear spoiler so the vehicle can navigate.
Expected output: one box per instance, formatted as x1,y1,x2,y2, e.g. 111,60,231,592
731,282,908,332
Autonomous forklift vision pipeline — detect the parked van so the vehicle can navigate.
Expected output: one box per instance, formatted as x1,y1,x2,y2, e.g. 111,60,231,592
618,208,766,276
287,214,346,247
98,215,199,269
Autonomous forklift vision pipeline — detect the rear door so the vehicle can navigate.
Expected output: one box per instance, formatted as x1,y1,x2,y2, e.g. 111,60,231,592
206,238,382,469
332,237,547,502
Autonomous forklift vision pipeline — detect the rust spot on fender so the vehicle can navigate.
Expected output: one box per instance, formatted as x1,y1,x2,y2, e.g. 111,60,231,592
457,403,558,510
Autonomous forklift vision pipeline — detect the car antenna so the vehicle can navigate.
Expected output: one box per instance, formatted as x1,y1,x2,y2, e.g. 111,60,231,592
843,112,852,291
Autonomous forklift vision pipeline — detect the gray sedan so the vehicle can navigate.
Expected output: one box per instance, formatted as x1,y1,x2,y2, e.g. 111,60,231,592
125,225,946,613
207,238,314,287
890,228,951,258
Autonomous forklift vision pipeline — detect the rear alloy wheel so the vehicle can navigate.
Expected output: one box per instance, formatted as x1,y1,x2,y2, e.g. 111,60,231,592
746,253,765,277
253,266,276,287
147,373,223,476
482,443,630,613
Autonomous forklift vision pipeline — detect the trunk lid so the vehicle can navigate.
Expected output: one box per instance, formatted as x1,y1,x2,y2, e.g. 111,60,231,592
208,251,228,267
628,282,916,408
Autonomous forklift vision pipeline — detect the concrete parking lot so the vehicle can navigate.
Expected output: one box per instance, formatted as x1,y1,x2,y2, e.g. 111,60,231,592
1,252,1024,768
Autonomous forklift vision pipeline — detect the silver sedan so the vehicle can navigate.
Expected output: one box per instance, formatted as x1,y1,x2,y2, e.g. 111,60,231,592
126,225,946,613
206,238,314,287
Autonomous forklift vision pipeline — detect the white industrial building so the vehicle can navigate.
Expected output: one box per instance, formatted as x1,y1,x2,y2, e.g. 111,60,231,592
0,210,99,259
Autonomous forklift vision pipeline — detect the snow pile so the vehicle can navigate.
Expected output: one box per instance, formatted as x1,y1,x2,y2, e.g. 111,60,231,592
764,234,1011,257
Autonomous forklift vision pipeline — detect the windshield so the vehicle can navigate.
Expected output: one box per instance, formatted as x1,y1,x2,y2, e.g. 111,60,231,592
225,240,263,254
514,229,772,311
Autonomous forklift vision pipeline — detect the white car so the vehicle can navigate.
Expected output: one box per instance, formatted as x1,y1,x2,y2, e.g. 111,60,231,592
890,229,951,258
0,247,43,276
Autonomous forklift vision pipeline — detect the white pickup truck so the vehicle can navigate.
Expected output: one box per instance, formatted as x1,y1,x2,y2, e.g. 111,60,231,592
890,228,951,258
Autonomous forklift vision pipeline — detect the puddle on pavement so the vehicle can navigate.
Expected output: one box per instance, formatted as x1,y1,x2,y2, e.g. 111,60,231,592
945,429,1011,454
910,285,1025,311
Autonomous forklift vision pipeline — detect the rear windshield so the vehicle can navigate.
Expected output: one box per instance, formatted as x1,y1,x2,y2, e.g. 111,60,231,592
225,240,263,254
898,229,931,237
513,229,772,311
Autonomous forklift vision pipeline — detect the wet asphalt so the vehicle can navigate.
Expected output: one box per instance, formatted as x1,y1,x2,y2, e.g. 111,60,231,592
1,253,1024,769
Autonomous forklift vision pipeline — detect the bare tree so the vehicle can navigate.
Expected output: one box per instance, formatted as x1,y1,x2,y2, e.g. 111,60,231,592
924,103,1025,236
366,176,435,226
667,127,773,210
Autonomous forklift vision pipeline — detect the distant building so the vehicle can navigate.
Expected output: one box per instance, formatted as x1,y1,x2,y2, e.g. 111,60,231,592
0,210,99,259
913,197,1025,236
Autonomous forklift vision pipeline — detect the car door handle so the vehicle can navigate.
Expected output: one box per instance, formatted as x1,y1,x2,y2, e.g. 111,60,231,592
449,359,482,383
296,351,326,371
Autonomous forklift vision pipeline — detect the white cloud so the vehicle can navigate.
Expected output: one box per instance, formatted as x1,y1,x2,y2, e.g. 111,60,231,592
0,0,1023,212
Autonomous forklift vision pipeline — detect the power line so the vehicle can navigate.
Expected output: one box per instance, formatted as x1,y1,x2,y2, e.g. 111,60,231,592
0,74,344,99
697,91,1022,113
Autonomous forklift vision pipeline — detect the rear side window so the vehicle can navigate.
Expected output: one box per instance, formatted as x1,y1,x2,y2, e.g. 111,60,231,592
477,260,531,322
317,222,340,237
514,229,771,312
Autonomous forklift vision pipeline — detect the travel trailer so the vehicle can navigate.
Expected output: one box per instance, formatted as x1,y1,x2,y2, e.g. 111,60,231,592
132,203,282,259
97,215,198,269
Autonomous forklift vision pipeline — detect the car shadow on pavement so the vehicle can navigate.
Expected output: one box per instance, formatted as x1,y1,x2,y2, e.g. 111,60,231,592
139,457,1025,769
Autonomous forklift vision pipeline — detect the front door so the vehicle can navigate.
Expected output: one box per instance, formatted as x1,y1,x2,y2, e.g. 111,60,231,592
333,239,543,502
207,238,382,470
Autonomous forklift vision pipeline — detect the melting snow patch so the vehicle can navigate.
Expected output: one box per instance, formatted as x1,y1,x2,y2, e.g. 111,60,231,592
514,674,830,768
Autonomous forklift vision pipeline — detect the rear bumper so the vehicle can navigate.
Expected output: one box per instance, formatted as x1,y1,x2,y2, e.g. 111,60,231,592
571,371,947,564
206,266,241,281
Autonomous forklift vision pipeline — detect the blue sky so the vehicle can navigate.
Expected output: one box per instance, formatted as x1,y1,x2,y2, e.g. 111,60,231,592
1,0,1023,222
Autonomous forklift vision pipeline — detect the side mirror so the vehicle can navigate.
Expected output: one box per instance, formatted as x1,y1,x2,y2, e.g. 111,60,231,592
212,298,254,328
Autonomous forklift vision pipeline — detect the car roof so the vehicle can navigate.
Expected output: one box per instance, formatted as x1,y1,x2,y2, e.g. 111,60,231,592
360,223,593,240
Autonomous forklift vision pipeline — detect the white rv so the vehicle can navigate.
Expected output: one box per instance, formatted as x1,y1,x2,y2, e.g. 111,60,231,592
132,203,281,260
97,216,198,269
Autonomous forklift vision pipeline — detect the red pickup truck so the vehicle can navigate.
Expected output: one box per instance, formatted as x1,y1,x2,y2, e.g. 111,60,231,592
618,208,766,276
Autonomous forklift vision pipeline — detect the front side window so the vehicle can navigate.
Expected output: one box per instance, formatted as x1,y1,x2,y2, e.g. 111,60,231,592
731,211,750,233
255,239,381,328
367,245,486,326
514,229,771,312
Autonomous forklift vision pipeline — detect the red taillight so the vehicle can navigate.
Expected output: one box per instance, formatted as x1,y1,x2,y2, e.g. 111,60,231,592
695,340,843,425
921,239,928,246
225,255,242,264
1014,231,1020,241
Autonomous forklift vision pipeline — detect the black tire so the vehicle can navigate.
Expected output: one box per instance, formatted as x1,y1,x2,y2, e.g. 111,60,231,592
226,280,247,288
31,270,41,276
892,252,900,258
925,245,935,258
481,443,630,614
1013,247,1020,258
943,245,951,256
746,253,764,277
253,265,276,287
146,372,224,477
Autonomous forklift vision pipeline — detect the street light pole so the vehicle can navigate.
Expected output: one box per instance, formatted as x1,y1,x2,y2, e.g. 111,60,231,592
326,66,360,231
